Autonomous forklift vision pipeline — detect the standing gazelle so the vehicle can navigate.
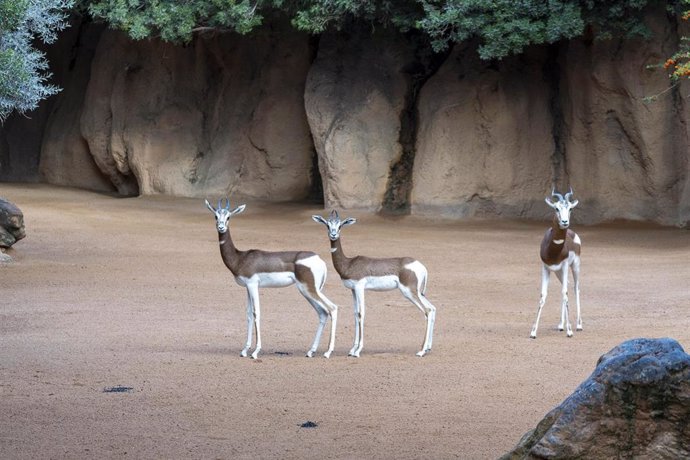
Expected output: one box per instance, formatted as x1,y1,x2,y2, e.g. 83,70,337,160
206,199,338,359
312,210,436,357
530,188,582,339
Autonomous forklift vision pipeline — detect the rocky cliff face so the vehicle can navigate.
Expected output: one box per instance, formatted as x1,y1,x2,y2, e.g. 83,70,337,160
1,13,688,225
37,22,316,200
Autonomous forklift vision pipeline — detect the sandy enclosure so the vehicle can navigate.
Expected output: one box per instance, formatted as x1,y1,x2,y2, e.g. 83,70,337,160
1,184,689,459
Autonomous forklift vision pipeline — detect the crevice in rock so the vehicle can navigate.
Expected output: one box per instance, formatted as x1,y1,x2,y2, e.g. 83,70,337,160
544,43,568,190
381,34,448,215
305,34,324,205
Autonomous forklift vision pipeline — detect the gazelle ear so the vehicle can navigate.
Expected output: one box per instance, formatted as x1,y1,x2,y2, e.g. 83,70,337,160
312,215,328,225
545,197,557,208
232,204,246,215
204,199,215,212
341,217,357,226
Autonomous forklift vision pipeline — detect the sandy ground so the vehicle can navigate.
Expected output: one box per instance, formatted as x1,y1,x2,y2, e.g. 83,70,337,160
1,183,689,459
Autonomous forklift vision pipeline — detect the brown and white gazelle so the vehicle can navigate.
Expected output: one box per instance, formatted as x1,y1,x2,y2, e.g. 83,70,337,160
206,199,338,359
530,188,582,339
312,210,436,357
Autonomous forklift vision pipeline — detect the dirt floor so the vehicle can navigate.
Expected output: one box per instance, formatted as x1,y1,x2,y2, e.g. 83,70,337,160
1,183,689,459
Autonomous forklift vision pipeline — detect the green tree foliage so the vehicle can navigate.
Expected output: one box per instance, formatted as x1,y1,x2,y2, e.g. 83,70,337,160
87,0,667,59
417,0,660,58
0,0,73,121
417,0,584,58
87,0,264,41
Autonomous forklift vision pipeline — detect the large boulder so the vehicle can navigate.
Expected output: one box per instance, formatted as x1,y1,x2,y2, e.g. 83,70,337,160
560,11,690,226
411,44,553,219
0,198,25,248
503,338,690,459
305,27,416,210
39,22,115,193
78,24,315,199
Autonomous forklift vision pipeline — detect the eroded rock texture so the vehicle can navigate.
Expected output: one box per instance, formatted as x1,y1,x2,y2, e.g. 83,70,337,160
1,11,689,225
560,12,690,225
502,338,690,459
78,24,315,200
305,27,415,210
412,45,554,219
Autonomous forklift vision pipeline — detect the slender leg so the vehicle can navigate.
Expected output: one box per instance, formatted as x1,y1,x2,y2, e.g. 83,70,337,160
531,265,550,338
241,289,254,357
555,270,565,331
352,288,366,357
247,283,262,359
399,285,433,356
317,291,338,358
419,294,437,352
349,290,360,356
573,257,582,330
304,295,327,358
561,265,572,337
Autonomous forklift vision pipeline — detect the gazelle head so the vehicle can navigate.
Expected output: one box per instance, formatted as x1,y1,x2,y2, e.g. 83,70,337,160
312,210,356,241
205,198,246,234
545,188,579,229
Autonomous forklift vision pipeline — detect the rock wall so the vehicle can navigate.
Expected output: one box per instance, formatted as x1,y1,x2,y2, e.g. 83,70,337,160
1,12,689,225
411,45,554,219
305,27,415,210
8,21,317,201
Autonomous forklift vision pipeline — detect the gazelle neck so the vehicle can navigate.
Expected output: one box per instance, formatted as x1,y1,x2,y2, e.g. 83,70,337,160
550,216,568,244
218,229,240,275
330,237,350,274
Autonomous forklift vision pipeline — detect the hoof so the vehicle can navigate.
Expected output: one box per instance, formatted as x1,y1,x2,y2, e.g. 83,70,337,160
566,331,573,338
251,351,260,359
323,351,332,359
240,349,249,357
558,327,564,331
529,333,537,339
306,351,314,358
416,350,426,357
576,326,583,331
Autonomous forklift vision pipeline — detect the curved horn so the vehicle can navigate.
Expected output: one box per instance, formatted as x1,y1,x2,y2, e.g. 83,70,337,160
551,187,564,202
565,187,574,202
329,209,340,221
221,198,230,210
205,199,215,212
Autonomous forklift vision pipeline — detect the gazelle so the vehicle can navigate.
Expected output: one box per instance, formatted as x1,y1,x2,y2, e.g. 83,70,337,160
205,199,338,359
312,210,436,357
530,188,582,338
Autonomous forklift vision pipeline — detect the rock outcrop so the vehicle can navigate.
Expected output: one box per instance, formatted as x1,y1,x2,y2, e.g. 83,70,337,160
1,11,689,225
503,338,690,459
560,12,690,225
305,27,415,210
0,198,25,248
411,45,554,219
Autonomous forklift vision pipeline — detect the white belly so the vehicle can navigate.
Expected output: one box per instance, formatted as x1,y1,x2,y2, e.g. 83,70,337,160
236,272,296,288
343,275,399,291
546,252,579,272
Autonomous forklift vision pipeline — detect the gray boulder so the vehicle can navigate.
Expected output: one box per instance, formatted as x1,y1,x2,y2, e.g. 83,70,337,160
503,338,690,459
0,198,25,248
